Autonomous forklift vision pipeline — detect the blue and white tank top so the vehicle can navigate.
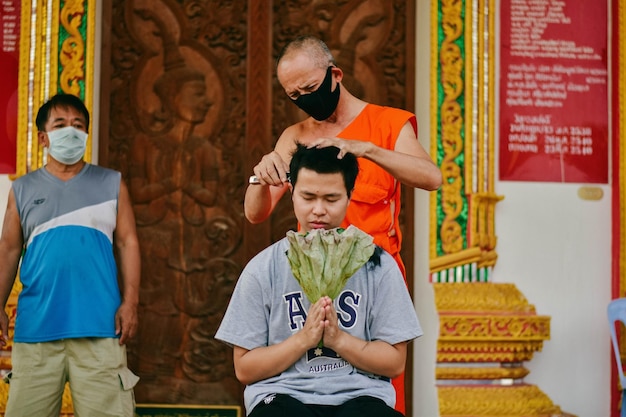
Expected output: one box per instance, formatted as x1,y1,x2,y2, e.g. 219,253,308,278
12,163,122,342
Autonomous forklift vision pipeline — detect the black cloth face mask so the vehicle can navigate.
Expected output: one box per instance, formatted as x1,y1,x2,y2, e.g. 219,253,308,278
291,66,340,121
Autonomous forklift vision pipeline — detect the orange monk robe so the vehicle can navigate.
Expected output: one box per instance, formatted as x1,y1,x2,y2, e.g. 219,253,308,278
339,104,417,414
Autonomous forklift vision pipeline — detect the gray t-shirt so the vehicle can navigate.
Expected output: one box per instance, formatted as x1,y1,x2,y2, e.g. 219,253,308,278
215,237,422,414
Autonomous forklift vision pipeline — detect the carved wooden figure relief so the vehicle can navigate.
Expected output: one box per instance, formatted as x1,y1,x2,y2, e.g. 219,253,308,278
107,0,247,404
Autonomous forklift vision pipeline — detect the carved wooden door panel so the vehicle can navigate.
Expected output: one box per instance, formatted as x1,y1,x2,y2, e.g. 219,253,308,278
100,0,415,411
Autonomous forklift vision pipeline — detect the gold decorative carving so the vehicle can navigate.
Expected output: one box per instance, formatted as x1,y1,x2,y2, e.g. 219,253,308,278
0,383,6,411
59,1,85,96
433,0,465,258
430,0,503,280
430,247,482,273
0,278,20,368
432,283,566,415
434,283,539,313
436,366,529,380
0,277,18,413
15,0,32,179
462,0,503,268
470,192,504,266
427,0,570,414
434,283,550,364
0,279,75,414
437,340,544,363
61,384,74,416
437,385,573,417
439,315,550,340
58,0,96,164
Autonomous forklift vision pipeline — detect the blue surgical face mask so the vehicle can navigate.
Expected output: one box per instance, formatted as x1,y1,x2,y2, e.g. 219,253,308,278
46,126,88,165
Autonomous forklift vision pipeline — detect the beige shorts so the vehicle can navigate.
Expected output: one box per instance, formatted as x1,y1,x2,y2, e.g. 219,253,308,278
4,338,139,417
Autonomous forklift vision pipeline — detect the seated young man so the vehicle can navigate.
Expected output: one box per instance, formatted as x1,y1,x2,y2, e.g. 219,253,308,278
215,144,422,417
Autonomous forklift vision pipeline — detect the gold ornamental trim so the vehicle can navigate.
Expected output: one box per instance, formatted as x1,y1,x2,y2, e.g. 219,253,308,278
438,340,545,354
436,366,529,380
0,383,7,411
438,315,551,341
463,0,473,197
487,0,497,193
470,192,504,254
430,247,482,273
437,351,536,363
430,0,465,259
430,0,503,279
428,0,439,262
58,0,94,163
437,385,567,417
59,0,85,97
434,283,550,363
14,1,32,179
433,283,538,314
33,0,59,170
430,247,501,275
438,340,544,363
464,0,501,255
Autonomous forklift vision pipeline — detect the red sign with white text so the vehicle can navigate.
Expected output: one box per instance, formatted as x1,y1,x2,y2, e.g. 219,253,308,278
499,0,608,183
0,0,20,174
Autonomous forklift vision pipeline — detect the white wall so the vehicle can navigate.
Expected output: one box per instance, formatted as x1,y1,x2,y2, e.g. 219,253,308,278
413,2,612,417
493,182,611,416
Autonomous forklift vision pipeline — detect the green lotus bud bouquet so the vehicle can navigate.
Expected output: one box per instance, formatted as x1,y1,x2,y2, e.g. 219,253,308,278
285,225,376,303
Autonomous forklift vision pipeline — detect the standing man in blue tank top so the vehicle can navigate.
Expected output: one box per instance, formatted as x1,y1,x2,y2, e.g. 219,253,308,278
0,94,141,416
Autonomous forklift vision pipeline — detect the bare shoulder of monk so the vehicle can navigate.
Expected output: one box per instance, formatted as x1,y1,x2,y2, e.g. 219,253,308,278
275,123,316,159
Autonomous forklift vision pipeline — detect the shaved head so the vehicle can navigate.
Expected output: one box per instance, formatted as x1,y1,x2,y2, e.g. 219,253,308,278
277,36,336,70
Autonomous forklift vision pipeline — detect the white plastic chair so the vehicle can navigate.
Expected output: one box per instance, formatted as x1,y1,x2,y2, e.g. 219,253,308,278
608,298,626,417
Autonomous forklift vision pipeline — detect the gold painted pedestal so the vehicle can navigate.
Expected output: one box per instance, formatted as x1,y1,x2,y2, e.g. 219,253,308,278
433,283,575,417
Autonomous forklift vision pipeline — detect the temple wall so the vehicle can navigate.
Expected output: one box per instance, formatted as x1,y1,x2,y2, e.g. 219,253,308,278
0,0,614,415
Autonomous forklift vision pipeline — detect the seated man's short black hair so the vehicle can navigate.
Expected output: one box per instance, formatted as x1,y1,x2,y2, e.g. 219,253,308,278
289,143,359,198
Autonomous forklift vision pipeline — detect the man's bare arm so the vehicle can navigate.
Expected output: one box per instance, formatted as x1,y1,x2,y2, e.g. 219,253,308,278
114,179,141,344
0,190,23,345
243,130,296,224
313,121,443,191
